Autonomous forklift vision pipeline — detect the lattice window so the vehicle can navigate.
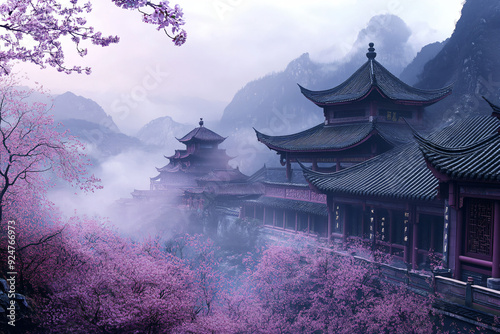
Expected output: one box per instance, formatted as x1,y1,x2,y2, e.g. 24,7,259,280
466,198,493,258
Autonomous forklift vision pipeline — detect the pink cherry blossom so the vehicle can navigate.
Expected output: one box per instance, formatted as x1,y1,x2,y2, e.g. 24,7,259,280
0,0,186,75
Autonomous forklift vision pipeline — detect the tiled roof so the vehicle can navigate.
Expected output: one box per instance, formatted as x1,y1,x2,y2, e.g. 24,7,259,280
165,149,232,163
483,96,500,119
255,121,414,152
156,163,181,173
166,149,189,159
200,183,264,196
299,58,452,106
248,196,327,216
177,126,226,143
416,116,500,181
248,166,309,186
302,143,438,201
197,168,249,183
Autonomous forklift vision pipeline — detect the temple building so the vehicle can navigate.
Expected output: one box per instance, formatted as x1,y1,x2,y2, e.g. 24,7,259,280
243,43,500,286
149,118,233,191
245,43,452,254
415,99,500,286
133,119,262,211
242,166,328,236
255,43,452,179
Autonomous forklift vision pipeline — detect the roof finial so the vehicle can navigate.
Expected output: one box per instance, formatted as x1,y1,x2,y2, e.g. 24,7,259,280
199,118,204,127
366,42,376,60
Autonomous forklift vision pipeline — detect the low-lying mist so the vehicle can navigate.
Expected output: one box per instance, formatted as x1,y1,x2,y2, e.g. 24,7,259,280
47,147,184,237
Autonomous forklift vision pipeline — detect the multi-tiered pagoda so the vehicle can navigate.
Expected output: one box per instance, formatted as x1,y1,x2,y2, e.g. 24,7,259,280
150,118,233,191
244,43,455,274
256,43,452,179
247,43,500,288
133,119,261,210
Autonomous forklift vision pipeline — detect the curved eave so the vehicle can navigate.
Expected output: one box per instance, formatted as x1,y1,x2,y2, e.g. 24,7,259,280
483,96,500,118
254,126,390,153
416,135,500,182
299,162,436,201
299,83,453,107
176,137,227,144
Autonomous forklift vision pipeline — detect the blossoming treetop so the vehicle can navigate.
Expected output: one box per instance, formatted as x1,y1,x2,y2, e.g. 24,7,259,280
0,0,186,75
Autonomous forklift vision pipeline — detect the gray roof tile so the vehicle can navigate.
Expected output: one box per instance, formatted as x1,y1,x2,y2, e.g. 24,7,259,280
416,116,500,181
299,59,452,106
302,143,438,201
255,121,414,152
248,196,327,216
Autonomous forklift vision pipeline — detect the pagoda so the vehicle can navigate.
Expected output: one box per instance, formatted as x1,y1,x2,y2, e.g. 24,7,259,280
243,43,453,252
255,43,452,179
150,118,233,191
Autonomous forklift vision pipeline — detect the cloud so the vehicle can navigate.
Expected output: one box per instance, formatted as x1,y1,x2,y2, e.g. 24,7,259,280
15,0,463,135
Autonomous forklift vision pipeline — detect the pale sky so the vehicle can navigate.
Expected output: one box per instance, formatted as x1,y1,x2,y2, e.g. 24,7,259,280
16,0,464,134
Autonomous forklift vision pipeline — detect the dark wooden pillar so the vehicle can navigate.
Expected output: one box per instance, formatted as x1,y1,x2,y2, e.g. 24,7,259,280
312,160,318,171
295,212,298,232
273,209,276,227
341,205,347,244
443,202,450,268
388,210,393,254
286,157,291,182
403,210,410,264
336,160,341,172
430,218,435,251
263,207,266,225
283,210,286,229
492,201,500,278
369,207,376,249
327,195,334,244
412,213,419,271
454,207,463,280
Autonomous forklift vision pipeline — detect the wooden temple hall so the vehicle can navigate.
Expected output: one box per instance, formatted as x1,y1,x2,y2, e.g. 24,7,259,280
243,43,500,288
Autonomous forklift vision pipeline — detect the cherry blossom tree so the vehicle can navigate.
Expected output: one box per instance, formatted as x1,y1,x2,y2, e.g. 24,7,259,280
38,217,197,333
0,78,101,224
224,244,441,334
0,0,186,75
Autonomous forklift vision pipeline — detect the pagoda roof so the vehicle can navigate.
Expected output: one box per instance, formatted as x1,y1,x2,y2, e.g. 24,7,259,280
255,121,414,153
156,163,182,173
165,149,232,163
249,165,309,186
299,43,452,107
416,115,500,182
177,119,226,144
197,168,249,183
191,183,264,197
166,149,190,159
301,142,438,201
483,96,500,119
247,197,327,217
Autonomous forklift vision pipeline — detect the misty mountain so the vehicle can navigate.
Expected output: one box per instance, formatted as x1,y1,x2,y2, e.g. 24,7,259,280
219,14,416,135
218,14,417,173
136,116,193,148
51,91,120,133
344,14,415,77
399,40,447,86
58,118,145,158
415,0,500,125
